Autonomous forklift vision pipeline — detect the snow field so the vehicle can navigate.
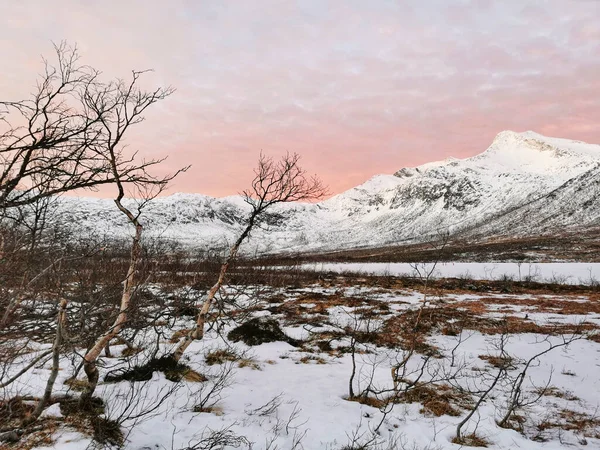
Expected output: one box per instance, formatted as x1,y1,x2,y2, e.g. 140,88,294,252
3,282,599,449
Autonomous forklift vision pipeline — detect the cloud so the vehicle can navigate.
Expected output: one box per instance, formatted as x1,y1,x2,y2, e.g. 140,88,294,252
1,0,598,196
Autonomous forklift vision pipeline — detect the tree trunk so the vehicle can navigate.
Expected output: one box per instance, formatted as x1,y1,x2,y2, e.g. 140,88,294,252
348,338,356,398
25,299,67,424
172,220,253,362
172,259,231,362
80,222,142,403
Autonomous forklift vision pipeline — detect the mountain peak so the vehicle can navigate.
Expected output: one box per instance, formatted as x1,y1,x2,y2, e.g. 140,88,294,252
493,129,522,141
486,130,600,161
490,130,554,148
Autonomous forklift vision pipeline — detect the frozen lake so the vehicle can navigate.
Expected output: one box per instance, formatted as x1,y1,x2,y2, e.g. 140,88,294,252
299,262,600,285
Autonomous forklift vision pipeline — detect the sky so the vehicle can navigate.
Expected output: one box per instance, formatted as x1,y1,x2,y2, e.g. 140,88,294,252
1,0,599,197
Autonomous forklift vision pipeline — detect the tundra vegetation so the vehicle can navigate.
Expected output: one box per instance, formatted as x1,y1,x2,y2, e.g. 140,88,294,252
1,45,600,450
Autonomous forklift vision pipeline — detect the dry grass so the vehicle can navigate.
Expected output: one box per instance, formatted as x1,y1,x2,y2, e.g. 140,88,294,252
58,397,124,447
0,419,59,450
380,306,497,355
471,295,600,315
536,409,600,439
120,346,143,357
182,368,208,382
534,386,579,401
267,291,375,326
394,383,472,417
451,433,489,447
297,355,327,365
478,354,515,369
64,377,91,392
169,328,191,344
345,395,387,409
344,383,471,418
498,413,527,432
381,301,598,349
559,410,600,437
272,288,598,360
204,348,240,365
0,396,35,428
205,347,260,369
238,358,262,370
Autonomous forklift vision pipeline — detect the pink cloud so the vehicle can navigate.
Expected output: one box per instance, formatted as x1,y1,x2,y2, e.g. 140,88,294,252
1,0,599,198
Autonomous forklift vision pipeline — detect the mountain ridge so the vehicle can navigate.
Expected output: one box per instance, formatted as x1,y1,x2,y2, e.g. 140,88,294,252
52,130,600,255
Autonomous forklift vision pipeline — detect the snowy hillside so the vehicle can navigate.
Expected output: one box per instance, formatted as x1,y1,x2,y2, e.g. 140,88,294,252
54,130,600,255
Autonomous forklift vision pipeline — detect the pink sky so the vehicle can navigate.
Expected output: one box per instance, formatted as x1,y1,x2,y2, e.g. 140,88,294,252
1,1,599,197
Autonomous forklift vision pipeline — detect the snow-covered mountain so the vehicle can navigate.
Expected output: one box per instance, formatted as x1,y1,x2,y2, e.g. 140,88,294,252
55,131,600,255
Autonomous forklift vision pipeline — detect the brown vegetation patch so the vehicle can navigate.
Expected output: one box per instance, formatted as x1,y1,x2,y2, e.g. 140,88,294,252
346,383,471,418
90,416,124,446
0,396,35,426
192,405,224,416
267,291,376,326
498,413,527,432
451,433,489,447
169,328,191,344
395,383,471,417
120,346,143,357
473,295,600,315
534,386,579,401
60,397,123,447
478,354,515,369
205,348,239,365
238,358,262,370
64,377,91,392
381,307,497,354
537,409,600,439
182,369,209,382
345,395,387,409
297,355,327,365
265,293,287,304
561,410,600,437
0,419,59,450
170,298,198,317
380,301,596,358
387,300,600,340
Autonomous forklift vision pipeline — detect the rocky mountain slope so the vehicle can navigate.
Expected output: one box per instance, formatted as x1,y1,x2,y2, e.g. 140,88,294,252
54,130,600,255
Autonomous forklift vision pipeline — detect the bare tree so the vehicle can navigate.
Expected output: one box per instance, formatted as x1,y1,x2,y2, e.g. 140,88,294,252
172,153,326,361
1,41,185,330
0,41,187,405
454,331,510,444
0,41,177,210
409,226,450,329
81,164,185,403
497,331,588,429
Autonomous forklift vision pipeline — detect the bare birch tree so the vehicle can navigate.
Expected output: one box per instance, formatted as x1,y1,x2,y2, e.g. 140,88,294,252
0,41,187,403
172,153,326,361
79,75,188,401
0,42,176,210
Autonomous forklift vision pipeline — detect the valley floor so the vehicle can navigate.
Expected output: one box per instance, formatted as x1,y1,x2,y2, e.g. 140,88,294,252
295,261,600,285
2,273,600,450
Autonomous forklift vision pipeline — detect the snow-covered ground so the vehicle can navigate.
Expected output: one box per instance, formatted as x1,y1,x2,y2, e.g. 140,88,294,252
297,262,600,285
3,282,599,449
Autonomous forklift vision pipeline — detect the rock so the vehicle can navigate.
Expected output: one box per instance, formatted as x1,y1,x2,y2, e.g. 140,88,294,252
40,403,63,418
228,318,300,347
